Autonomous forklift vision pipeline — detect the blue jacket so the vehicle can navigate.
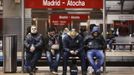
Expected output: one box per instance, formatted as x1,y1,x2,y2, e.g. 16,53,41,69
24,33,43,51
62,34,83,52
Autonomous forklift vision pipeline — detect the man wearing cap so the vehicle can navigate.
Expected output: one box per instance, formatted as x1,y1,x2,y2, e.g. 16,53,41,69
24,25,43,74
84,26,107,75
62,29,87,75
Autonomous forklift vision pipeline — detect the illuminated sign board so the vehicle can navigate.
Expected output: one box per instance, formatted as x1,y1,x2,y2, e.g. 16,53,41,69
50,14,89,25
25,0,103,8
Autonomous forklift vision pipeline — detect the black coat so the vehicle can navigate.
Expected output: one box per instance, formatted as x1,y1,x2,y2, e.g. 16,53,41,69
24,33,43,51
62,34,83,52
84,35,107,51
44,35,61,52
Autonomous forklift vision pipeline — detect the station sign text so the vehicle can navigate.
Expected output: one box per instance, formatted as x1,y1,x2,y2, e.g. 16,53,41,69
25,0,103,8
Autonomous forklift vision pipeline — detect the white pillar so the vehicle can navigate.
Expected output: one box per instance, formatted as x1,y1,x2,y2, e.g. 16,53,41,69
3,0,22,72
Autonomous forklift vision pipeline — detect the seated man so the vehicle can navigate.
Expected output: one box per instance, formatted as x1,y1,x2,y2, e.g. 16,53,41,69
84,26,107,75
45,28,61,75
24,25,43,74
62,29,87,75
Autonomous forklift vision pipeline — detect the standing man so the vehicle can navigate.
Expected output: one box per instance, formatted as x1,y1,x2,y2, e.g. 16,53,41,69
62,29,87,75
106,28,116,50
24,25,43,74
45,28,61,74
84,26,107,75
62,27,69,40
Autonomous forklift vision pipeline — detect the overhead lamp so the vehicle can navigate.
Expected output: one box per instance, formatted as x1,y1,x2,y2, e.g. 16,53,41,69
15,0,21,4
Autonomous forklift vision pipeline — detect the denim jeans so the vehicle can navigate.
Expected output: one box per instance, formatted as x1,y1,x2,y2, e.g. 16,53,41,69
25,50,42,71
63,51,86,74
87,49,104,72
46,51,61,72
107,39,114,49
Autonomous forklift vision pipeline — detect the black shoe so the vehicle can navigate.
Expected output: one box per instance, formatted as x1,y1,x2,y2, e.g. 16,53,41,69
82,71,87,75
62,71,66,75
24,68,28,73
92,72,95,75
33,67,38,72
27,67,32,73
95,71,101,75
29,72,34,75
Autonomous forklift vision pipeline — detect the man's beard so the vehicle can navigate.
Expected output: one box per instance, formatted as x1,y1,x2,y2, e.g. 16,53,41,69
31,33,37,36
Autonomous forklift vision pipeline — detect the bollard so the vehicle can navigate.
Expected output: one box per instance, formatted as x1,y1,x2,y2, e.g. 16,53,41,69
3,34,17,73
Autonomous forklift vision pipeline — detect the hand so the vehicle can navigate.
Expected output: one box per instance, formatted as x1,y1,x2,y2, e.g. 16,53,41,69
70,50,75,55
51,49,55,55
74,50,78,55
30,45,35,52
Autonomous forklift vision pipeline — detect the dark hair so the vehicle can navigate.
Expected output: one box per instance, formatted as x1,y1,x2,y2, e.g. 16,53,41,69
26,26,31,34
48,28,55,32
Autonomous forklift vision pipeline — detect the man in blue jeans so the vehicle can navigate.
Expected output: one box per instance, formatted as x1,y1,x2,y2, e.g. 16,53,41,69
62,29,87,75
44,28,61,75
84,26,107,75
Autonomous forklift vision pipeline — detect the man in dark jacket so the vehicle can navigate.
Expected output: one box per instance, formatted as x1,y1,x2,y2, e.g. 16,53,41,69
84,26,107,75
24,25,43,73
62,29,87,75
45,28,61,74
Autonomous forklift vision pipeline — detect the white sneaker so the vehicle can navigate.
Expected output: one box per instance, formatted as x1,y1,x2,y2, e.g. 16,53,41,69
111,49,115,52
52,71,58,75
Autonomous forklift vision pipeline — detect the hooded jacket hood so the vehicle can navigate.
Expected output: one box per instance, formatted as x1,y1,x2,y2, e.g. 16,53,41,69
67,31,79,38
91,26,100,33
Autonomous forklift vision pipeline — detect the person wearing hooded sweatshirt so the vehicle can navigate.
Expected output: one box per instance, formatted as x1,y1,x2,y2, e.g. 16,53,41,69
24,25,43,74
62,29,87,75
84,26,107,75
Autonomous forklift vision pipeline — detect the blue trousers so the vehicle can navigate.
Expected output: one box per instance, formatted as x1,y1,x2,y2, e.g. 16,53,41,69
63,51,86,73
46,51,61,72
25,50,42,70
87,50,104,72
107,39,114,49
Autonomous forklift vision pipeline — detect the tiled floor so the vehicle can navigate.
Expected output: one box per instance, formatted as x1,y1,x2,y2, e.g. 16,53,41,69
0,51,134,75
0,67,134,75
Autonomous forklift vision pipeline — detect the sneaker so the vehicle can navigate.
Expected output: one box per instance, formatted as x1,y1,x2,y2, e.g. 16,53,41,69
52,71,58,75
111,49,115,52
